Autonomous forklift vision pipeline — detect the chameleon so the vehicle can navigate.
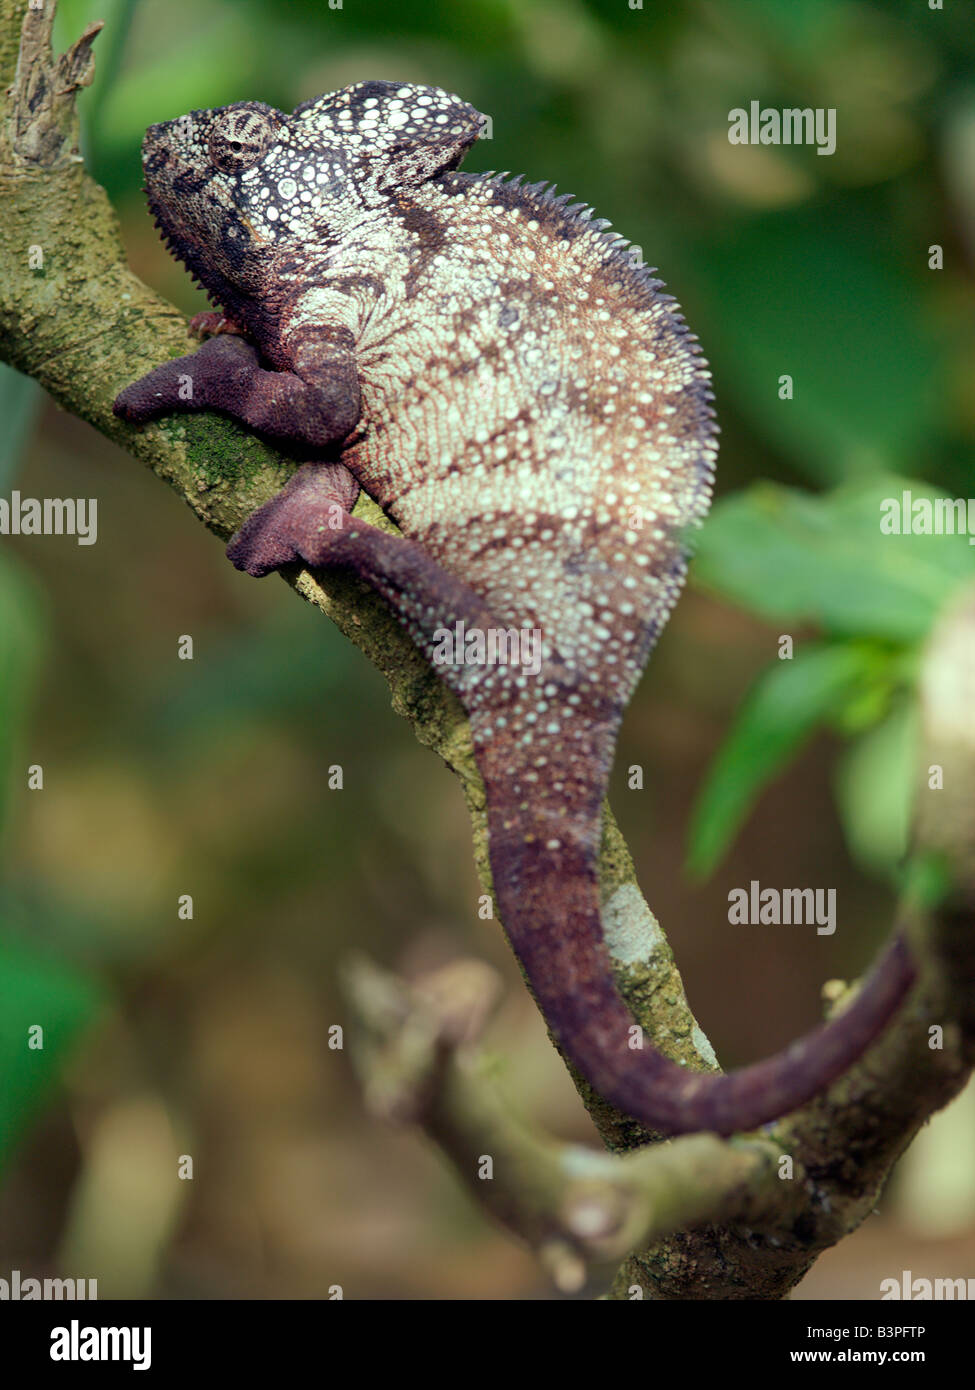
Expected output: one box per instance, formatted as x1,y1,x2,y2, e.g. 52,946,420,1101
113,80,916,1136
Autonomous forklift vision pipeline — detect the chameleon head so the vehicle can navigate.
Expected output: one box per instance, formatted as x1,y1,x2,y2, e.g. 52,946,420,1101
140,82,486,303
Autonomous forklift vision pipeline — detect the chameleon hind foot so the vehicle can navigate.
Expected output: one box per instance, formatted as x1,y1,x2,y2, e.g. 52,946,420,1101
226,463,360,576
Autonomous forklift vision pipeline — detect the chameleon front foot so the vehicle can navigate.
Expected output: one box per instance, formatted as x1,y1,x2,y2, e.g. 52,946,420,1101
114,336,360,446
113,335,261,424
226,462,360,576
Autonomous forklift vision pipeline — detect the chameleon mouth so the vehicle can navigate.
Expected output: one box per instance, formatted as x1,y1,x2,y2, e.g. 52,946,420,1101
142,135,252,309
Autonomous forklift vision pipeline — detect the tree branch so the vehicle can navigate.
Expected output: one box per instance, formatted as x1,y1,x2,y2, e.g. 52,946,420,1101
342,952,806,1293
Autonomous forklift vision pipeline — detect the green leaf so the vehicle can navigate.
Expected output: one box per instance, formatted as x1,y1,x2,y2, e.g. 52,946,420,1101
0,934,104,1174
688,200,942,483
693,476,975,644
686,643,874,877
834,699,918,880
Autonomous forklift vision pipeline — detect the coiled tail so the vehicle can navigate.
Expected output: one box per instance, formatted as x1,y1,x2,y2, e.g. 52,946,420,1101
472,695,916,1138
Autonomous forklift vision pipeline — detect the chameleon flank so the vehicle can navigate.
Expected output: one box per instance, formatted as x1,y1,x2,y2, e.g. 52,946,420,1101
114,81,916,1136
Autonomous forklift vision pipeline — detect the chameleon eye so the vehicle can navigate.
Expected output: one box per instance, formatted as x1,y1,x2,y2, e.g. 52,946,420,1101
208,108,278,173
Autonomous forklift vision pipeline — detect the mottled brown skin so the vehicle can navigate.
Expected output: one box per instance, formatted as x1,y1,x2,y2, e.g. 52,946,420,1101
114,81,916,1136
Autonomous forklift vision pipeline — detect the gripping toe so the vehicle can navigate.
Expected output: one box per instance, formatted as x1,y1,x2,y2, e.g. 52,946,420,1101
226,462,360,577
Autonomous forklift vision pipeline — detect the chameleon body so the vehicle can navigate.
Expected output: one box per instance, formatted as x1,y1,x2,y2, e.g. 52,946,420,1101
114,82,915,1136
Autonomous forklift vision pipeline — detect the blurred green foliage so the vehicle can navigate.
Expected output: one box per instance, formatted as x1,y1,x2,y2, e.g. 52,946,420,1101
0,935,103,1177
2,0,974,1293
0,368,42,492
0,548,106,1174
689,478,975,879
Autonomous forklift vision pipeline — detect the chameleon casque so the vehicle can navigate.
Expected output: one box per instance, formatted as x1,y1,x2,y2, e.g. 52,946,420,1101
114,81,916,1136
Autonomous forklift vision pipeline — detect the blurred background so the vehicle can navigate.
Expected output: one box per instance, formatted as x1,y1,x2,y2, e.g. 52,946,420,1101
1,0,974,1299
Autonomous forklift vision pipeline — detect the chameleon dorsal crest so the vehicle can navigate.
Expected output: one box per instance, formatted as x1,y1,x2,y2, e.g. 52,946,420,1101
114,79,916,1138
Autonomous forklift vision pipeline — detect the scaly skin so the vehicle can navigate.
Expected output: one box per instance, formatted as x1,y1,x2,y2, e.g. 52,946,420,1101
114,81,916,1136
